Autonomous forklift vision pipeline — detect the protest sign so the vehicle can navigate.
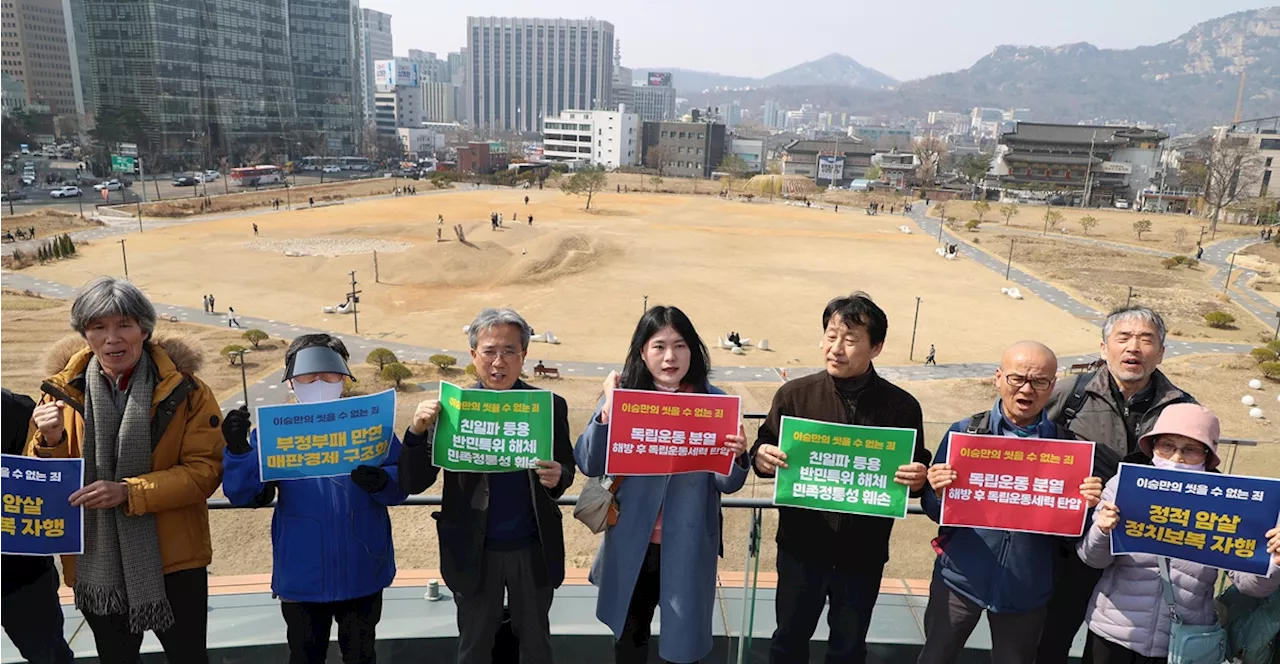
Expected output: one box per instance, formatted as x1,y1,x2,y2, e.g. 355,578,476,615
1110,463,1280,575
1,455,83,556
257,389,396,481
940,433,1096,536
772,416,916,518
433,382,553,472
605,389,742,476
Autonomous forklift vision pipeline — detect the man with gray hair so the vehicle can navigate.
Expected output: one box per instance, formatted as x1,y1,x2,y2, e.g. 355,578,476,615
398,308,575,664
1035,305,1196,664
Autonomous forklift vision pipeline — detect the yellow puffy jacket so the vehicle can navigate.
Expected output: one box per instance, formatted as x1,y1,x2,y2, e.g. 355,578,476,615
25,334,226,586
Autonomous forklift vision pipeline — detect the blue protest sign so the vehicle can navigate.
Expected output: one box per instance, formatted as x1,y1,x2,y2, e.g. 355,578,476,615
1,454,84,556
1111,463,1280,575
257,389,397,481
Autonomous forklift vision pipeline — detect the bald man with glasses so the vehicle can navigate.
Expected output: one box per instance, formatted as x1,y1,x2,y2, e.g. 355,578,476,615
918,341,1103,664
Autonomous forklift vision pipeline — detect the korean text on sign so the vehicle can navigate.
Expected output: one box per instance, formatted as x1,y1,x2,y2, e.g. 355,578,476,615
605,389,742,476
0,455,83,556
433,382,553,473
1110,463,1280,575
773,416,917,519
257,389,396,481
940,433,1096,537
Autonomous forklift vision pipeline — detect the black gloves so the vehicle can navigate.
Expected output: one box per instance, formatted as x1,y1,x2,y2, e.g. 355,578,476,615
222,406,252,455
351,465,390,494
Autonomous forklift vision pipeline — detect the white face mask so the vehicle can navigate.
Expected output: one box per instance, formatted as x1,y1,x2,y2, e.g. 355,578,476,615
292,379,344,404
1150,455,1205,472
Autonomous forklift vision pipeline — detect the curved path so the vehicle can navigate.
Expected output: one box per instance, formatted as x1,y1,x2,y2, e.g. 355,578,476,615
0,193,1262,411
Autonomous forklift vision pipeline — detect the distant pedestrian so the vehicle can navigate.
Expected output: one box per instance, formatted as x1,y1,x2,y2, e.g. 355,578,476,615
203,294,209,314
528,215,533,226
29,227,35,239
438,214,444,225
616,185,621,193
835,204,839,213
925,344,937,366
524,196,529,205
1195,245,1204,260
308,197,314,207
227,307,241,328
890,205,895,214
208,294,215,313
253,223,259,236
436,227,443,242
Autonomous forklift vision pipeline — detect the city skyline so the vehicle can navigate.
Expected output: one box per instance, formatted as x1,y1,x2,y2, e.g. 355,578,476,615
373,0,1275,82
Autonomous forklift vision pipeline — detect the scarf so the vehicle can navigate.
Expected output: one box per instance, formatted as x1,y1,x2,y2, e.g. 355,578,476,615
75,350,174,634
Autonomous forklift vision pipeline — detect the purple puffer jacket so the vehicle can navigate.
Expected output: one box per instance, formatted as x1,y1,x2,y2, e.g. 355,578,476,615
1077,476,1280,658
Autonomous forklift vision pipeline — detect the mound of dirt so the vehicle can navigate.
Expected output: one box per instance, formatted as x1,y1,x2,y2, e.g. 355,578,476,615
247,238,412,256
378,230,612,289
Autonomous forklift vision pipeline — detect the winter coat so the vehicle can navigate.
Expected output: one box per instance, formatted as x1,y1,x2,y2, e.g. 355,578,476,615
397,379,576,597
1078,466,1280,658
575,384,749,664
222,428,407,603
921,405,1074,613
1045,368,1194,482
25,334,226,587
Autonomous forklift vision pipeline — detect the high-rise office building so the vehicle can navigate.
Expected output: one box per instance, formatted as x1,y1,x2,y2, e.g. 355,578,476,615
630,73,676,124
290,0,364,154
465,17,614,133
424,82,459,122
84,0,298,161
2,0,81,115
408,49,449,84
361,8,392,118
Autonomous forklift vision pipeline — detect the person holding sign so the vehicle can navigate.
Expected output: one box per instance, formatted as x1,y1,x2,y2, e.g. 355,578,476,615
221,334,408,664
3,388,74,664
1039,306,1197,664
25,277,225,663
574,305,749,664
921,341,1104,664
751,293,931,664
398,308,574,664
1078,404,1280,663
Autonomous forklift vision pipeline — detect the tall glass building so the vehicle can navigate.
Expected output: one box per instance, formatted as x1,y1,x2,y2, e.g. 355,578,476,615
84,0,362,165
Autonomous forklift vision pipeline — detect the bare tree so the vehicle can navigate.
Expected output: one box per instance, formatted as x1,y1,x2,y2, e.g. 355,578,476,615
645,145,674,177
1199,137,1264,231
913,135,947,183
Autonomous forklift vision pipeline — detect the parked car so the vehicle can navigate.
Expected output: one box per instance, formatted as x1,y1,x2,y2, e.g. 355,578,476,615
1,190,29,201
50,185,82,198
93,179,123,191
172,176,198,187
322,165,341,173
201,169,220,181
20,175,35,187
1115,198,1130,209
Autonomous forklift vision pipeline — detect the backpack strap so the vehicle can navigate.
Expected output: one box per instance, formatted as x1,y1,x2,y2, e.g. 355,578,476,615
966,412,990,435
151,375,197,450
1059,372,1093,428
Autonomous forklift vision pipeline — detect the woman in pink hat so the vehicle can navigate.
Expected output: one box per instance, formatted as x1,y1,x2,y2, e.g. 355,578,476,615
1076,403,1280,663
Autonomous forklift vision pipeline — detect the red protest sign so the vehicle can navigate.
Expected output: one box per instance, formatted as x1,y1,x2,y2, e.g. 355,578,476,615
940,432,1096,536
606,389,742,476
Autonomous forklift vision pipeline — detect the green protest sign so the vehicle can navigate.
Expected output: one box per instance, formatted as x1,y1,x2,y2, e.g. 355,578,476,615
433,382,553,472
772,416,916,518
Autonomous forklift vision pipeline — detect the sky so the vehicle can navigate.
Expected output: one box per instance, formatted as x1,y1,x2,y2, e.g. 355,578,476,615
374,0,1274,82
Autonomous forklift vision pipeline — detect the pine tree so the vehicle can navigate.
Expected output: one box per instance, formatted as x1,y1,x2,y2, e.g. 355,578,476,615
54,239,64,259
64,234,75,255
38,245,47,262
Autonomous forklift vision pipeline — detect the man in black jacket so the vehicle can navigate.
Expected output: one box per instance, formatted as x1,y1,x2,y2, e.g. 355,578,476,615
752,293,931,664
399,308,574,664
1,388,75,664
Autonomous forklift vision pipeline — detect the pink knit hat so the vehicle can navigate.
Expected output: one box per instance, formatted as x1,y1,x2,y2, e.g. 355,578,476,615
1137,403,1221,470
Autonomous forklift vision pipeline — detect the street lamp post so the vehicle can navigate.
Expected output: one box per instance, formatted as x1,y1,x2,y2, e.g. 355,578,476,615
237,349,249,406
1224,253,1237,294
1126,286,1138,308
909,297,922,361
643,295,648,314
1005,239,1015,281
118,239,128,279
1273,312,1280,341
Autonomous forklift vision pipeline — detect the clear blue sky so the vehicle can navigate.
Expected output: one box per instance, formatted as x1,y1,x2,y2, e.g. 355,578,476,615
373,0,1274,81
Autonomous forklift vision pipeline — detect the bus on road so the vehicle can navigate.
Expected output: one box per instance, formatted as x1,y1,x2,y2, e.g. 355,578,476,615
230,165,285,187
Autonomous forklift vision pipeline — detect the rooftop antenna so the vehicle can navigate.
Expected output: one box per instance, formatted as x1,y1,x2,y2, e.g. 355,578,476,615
1233,69,1247,123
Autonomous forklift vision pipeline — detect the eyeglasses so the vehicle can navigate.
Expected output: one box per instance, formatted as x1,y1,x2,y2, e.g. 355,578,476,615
477,349,521,361
1004,374,1053,392
1154,440,1207,461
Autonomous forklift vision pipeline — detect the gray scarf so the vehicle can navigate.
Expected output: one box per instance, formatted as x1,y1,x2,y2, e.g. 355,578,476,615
75,350,174,634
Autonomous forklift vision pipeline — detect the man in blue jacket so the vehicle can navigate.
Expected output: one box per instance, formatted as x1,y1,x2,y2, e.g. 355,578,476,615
221,334,407,664
920,341,1102,664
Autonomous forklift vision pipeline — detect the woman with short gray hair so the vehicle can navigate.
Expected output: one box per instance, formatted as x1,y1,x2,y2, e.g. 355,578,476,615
27,276,225,663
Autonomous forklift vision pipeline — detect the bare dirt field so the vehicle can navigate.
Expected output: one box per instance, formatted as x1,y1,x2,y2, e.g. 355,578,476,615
20,189,1101,367
937,201,1258,255
0,290,285,402
971,232,1270,343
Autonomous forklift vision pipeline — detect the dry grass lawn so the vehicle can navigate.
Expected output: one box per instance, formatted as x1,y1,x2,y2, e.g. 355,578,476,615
22,189,1102,367
938,201,1256,254
977,233,1270,343
131,177,413,218
1,210,104,237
